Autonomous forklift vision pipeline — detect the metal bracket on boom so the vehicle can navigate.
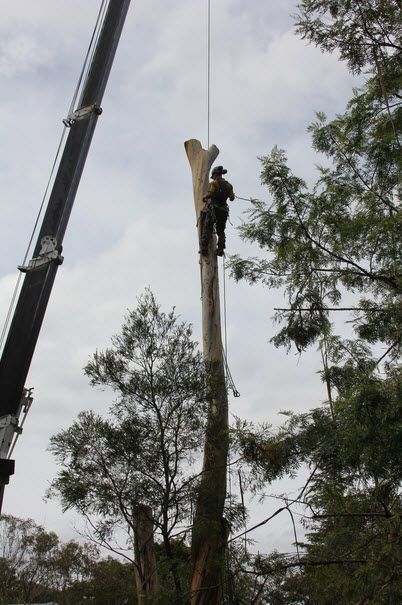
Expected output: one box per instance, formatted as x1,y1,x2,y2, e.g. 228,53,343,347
63,103,103,127
18,236,63,273
0,388,33,484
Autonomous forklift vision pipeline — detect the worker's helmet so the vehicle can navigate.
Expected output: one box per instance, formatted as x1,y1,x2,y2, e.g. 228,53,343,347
211,165,227,178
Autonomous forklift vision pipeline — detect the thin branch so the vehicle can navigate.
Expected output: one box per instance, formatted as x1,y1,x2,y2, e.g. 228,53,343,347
242,559,367,574
311,512,399,519
355,1,402,152
286,506,301,563
228,466,319,544
228,506,287,543
250,573,270,605
374,341,399,367
327,131,398,212
78,512,135,566
284,180,397,289
274,307,382,312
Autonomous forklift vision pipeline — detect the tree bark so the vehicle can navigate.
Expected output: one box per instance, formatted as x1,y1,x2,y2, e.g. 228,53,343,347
133,505,159,604
184,139,229,604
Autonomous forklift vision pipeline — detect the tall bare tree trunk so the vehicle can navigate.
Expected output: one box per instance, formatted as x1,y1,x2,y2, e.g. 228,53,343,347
133,505,160,604
185,139,229,604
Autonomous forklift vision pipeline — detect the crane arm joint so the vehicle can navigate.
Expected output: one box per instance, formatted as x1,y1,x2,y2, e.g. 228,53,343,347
63,103,103,127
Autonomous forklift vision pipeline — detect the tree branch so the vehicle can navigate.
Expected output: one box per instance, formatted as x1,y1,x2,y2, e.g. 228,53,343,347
274,307,383,312
284,179,397,289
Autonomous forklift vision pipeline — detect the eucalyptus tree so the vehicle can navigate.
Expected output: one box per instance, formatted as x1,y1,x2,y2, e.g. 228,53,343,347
49,289,206,603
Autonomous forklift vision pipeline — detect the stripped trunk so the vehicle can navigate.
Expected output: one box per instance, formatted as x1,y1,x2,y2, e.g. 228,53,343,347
185,139,229,604
133,505,160,603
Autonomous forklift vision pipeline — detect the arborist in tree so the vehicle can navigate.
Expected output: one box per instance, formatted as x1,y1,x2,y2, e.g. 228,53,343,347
200,165,235,256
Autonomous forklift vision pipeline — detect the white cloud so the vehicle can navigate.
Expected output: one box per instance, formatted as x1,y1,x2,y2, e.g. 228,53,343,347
0,34,52,77
0,0,358,558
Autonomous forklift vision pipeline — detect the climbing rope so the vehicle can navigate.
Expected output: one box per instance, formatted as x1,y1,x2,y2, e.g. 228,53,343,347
207,0,211,147
0,0,109,356
222,257,240,398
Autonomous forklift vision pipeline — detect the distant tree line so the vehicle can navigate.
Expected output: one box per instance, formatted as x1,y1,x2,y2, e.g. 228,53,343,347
0,513,136,604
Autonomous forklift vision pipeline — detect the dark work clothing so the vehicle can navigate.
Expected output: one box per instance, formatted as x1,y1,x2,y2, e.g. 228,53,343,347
206,178,235,204
200,203,228,255
213,204,229,247
200,177,234,256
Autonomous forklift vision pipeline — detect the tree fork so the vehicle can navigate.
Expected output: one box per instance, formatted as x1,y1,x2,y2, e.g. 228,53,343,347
184,139,229,604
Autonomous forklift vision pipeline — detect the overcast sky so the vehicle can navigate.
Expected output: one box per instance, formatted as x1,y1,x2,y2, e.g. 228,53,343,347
0,1,357,556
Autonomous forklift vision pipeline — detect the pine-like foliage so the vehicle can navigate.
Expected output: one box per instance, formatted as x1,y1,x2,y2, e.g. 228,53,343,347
229,2,402,603
230,0,401,354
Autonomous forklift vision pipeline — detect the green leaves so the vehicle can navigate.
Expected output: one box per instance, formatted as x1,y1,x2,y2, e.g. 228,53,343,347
296,0,402,75
229,4,401,354
227,2,402,602
49,289,207,597
0,514,100,604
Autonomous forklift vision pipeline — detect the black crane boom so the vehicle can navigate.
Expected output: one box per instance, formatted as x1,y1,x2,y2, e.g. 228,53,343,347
0,0,131,508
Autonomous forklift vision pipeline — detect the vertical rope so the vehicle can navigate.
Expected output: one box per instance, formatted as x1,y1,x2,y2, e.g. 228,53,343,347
222,259,240,398
223,258,228,358
207,0,211,147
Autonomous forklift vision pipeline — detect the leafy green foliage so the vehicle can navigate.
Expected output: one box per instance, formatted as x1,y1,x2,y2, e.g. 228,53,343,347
229,0,401,355
224,545,295,605
0,514,108,604
83,556,137,605
234,363,402,604
296,0,402,75
229,1,402,602
49,289,206,602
